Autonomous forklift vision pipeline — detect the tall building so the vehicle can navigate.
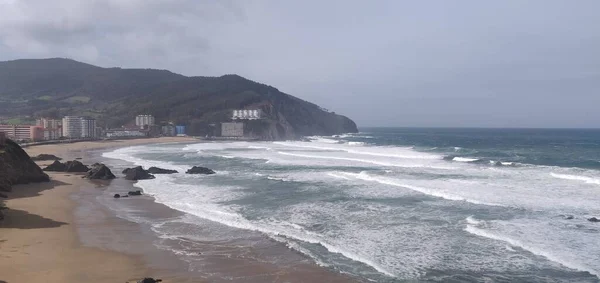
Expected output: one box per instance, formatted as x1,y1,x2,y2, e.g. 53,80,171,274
36,118,61,129
176,125,186,136
81,117,97,138
232,109,262,120
221,122,244,137
62,116,83,138
135,115,155,128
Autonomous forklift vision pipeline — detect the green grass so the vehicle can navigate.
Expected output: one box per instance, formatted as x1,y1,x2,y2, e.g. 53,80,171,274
65,96,91,103
2,117,36,125
37,95,53,101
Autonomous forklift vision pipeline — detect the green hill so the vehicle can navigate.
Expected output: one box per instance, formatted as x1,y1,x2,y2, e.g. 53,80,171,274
0,58,357,139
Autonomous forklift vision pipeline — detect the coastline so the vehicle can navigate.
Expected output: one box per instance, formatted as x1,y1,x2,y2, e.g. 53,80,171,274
0,137,358,283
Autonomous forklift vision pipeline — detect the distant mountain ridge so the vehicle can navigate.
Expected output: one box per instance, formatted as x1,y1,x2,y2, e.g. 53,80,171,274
0,58,357,139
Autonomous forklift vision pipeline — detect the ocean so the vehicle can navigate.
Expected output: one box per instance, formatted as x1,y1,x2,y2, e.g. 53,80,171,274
101,128,600,282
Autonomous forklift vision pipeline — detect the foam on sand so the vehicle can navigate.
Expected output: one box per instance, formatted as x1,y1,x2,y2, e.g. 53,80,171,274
550,173,600,185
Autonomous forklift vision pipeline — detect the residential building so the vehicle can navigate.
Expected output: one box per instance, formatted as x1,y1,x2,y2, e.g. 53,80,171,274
0,125,42,141
105,129,147,138
221,122,244,137
0,131,6,144
176,125,186,136
232,109,262,120
62,116,83,138
135,115,155,128
81,117,97,138
161,124,176,136
36,118,61,129
43,128,61,141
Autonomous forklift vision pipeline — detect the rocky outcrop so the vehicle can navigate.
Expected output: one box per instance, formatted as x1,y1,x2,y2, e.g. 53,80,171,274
588,217,600,223
31,154,62,161
43,160,67,171
0,138,50,221
84,163,116,180
124,166,155,180
43,160,90,172
186,166,216,175
147,167,178,174
0,139,50,191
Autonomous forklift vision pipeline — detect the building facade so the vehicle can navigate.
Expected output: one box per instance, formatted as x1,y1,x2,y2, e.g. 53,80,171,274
0,131,5,144
232,109,262,120
62,116,82,138
135,115,155,128
36,118,61,129
81,117,97,138
221,122,244,137
43,128,62,140
161,125,176,136
176,125,186,136
0,125,41,141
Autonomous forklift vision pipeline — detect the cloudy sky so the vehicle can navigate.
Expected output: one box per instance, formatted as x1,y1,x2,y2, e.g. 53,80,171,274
1,0,599,127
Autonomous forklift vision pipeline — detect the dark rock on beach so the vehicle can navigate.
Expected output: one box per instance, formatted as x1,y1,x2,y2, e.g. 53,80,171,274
84,163,116,180
588,217,600,223
64,160,90,172
113,193,121,198
128,190,142,196
124,166,156,180
31,153,62,161
43,160,68,171
0,138,50,221
147,167,178,174
186,166,216,175
138,278,162,283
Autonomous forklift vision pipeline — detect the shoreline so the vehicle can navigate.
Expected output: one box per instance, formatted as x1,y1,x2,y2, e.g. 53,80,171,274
1,137,358,283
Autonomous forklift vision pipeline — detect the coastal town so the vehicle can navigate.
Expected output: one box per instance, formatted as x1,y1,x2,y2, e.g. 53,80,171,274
0,109,262,143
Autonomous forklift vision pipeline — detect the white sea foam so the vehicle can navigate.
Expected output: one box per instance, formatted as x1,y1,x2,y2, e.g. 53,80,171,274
465,216,483,225
452,157,479,162
465,223,600,278
339,172,503,206
550,173,600,185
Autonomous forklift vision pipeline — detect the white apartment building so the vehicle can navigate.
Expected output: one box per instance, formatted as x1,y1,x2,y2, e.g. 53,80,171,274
232,109,262,120
62,116,83,138
135,115,155,128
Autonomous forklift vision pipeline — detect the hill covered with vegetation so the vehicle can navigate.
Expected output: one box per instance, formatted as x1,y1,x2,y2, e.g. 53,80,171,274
0,58,357,139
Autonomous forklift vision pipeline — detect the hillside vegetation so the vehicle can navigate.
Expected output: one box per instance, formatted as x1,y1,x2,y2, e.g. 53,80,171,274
0,58,357,139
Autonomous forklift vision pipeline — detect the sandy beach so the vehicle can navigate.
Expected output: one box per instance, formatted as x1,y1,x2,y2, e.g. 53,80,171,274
0,137,356,283
0,137,199,283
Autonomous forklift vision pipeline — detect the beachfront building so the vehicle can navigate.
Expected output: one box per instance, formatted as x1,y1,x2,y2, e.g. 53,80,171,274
62,116,83,138
105,129,147,138
232,109,262,120
81,117,97,138
43,128,61,140
135,115,155,129
0,125,44,141
161,124,176,136
221,122,244,137
176,125,186,136
36,118,61,129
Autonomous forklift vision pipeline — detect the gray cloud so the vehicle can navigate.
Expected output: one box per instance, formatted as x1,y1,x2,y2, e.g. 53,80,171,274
1,0,599,127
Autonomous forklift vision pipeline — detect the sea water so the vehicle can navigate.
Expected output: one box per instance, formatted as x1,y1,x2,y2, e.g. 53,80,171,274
102,128,600,282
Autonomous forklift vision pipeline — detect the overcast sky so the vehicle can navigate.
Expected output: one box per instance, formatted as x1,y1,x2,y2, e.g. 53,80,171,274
1,0,599,127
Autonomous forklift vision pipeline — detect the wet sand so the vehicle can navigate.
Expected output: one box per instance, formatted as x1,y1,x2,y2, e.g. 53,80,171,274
0,137,359,283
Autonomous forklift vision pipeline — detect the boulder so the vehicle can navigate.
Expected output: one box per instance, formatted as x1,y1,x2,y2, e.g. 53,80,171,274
64,160,90,172
588,217,600,223
124,166,155,180
85,163,116,180
113,193,121,198
147,167,178,174
128,190,142,196
185,166,216,175
31,154,62,161
43,160,67,172
138,278,162,283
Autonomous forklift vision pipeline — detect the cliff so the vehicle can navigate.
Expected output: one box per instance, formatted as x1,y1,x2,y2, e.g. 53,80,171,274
0,139,50,220
0,58,358,139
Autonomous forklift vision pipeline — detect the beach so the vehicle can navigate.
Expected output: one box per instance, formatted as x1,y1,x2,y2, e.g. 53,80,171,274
0,137,357,283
